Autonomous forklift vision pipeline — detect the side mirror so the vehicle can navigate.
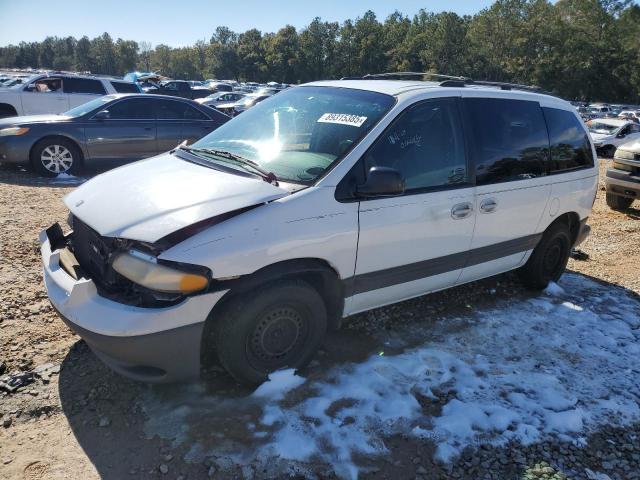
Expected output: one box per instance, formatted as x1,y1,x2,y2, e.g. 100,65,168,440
616,132,626,138
94,110,110,120
356,167,405,198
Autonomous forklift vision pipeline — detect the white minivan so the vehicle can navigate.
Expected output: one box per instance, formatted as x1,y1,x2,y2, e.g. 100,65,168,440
40,77,598,384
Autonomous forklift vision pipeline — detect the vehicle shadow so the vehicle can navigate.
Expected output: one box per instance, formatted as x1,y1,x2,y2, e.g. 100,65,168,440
0,163,127,188
56,270,639,479
54,272,524,478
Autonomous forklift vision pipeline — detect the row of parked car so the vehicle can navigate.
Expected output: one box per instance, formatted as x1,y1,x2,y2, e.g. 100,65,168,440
0,71,291,176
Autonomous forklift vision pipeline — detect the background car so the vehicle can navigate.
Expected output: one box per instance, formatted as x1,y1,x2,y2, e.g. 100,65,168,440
215,93,273,116
195,91,246,108
150,80,211,100
0,94,229,176
0,73,141,118
587,118,640,157
605,139,640,210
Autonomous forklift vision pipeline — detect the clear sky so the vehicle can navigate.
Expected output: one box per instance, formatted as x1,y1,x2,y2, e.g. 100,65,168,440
0,0,498,47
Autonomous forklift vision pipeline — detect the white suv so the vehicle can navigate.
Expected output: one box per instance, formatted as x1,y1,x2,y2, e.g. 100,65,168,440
0,73,140,118
40,77,598,384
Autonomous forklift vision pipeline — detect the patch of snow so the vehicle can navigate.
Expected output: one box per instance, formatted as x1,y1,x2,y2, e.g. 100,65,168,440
50,173,85,185
544,281,565,296
142,273,640,479
252,369,305,401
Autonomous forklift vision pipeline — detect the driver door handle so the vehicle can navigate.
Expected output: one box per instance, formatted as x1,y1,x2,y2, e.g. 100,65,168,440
451,202,473,219
480,198,498,213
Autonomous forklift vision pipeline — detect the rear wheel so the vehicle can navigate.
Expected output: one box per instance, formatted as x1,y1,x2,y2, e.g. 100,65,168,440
30,138,82,177
606,192,633,210
214,279,327,384
518,222,572,290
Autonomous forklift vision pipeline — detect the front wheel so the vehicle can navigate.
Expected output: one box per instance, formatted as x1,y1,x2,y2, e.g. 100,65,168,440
214,279,327,385
606,192,633,210
518,222,572,290
30,138,82,177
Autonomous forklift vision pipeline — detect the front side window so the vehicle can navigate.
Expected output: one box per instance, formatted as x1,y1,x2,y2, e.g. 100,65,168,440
191,86,395,184
30,77,63,93
63,78,106,95
363,98,468,191
104,98,155,119
464,98,549,185
543,107,594,173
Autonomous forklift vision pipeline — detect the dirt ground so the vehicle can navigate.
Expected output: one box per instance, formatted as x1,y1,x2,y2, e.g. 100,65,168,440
0,159,638,480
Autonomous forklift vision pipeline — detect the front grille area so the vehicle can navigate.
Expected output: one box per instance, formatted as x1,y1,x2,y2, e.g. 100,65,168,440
68,216,183,307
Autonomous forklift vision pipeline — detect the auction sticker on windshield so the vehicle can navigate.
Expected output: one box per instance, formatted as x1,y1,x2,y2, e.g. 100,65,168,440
318,113,368,127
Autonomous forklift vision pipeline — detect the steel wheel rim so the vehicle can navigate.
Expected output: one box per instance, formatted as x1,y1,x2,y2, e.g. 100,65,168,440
247,305,309,369
40,145,73,173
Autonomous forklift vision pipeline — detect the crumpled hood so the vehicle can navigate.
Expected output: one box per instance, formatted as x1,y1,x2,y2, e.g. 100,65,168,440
65,153,289,243
589,132,614,142
0,114,68,127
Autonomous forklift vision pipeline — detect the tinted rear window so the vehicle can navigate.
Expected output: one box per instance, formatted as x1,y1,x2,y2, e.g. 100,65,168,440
464,98,549,185
111,81,140,93
543,108,594,173
106,98,155,119
64,78,106,95
156,99,208,120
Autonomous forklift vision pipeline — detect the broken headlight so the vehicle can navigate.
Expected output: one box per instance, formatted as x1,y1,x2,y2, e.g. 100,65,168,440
112,250,209,294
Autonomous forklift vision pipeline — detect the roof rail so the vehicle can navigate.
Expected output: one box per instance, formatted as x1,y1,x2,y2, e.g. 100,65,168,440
340,71,556,97
361,71,468,82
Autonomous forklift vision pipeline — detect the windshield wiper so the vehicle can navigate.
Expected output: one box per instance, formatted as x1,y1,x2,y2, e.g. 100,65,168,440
179,146,278,185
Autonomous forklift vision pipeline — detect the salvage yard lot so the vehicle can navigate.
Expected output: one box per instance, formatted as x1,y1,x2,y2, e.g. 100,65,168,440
1,159,639,480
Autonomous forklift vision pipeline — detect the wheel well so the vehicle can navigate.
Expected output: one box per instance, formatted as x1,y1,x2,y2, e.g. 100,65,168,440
29,135,84,163
548,212,581,245
199,258,345,371
209,258,345,331
0,103,18,117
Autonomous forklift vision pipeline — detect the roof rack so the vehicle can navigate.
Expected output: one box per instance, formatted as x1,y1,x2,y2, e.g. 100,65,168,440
361,71,467,82
342,71,555,96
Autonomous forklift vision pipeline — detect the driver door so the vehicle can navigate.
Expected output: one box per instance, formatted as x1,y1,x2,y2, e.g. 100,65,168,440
349,97,476,314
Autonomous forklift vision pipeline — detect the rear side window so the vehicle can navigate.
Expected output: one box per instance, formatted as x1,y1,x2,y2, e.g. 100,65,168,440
64,78,106,95
105,98,155,119
156,100,207,120
464,98,549,185
543,107,594,172
111,81,139,93
363,98,468,191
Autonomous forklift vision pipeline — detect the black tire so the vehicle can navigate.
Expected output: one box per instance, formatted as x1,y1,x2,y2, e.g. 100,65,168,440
602,145,616,158
214,279,327,384
518,222,572,290
29,137,82,177
606,192,633,210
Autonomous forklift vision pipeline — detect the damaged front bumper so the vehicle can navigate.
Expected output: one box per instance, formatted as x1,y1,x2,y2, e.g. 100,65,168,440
40,227,227,383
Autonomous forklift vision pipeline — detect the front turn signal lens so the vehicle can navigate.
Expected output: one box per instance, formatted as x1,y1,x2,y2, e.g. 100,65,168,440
0,127,30,137
112,251,209,294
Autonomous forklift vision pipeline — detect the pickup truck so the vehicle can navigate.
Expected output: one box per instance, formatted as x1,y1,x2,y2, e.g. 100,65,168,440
148,80,211,100
0,73,140,118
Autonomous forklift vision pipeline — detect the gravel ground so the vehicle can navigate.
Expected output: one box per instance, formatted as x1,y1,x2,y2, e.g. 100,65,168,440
0,159,638,480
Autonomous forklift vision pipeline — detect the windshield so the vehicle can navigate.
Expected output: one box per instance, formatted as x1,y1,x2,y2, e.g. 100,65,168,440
62,96,116,117
587,121,620,135
191,86,395,184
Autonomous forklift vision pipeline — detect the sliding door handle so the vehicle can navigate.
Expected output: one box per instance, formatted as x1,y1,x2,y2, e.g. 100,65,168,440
451,202,473,219
480,198,498,213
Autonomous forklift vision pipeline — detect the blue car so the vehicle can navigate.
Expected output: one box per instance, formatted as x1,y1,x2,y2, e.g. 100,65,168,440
0,94,229,176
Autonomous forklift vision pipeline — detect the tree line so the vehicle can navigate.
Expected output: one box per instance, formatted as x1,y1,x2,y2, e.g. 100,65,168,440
1,0,639,103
